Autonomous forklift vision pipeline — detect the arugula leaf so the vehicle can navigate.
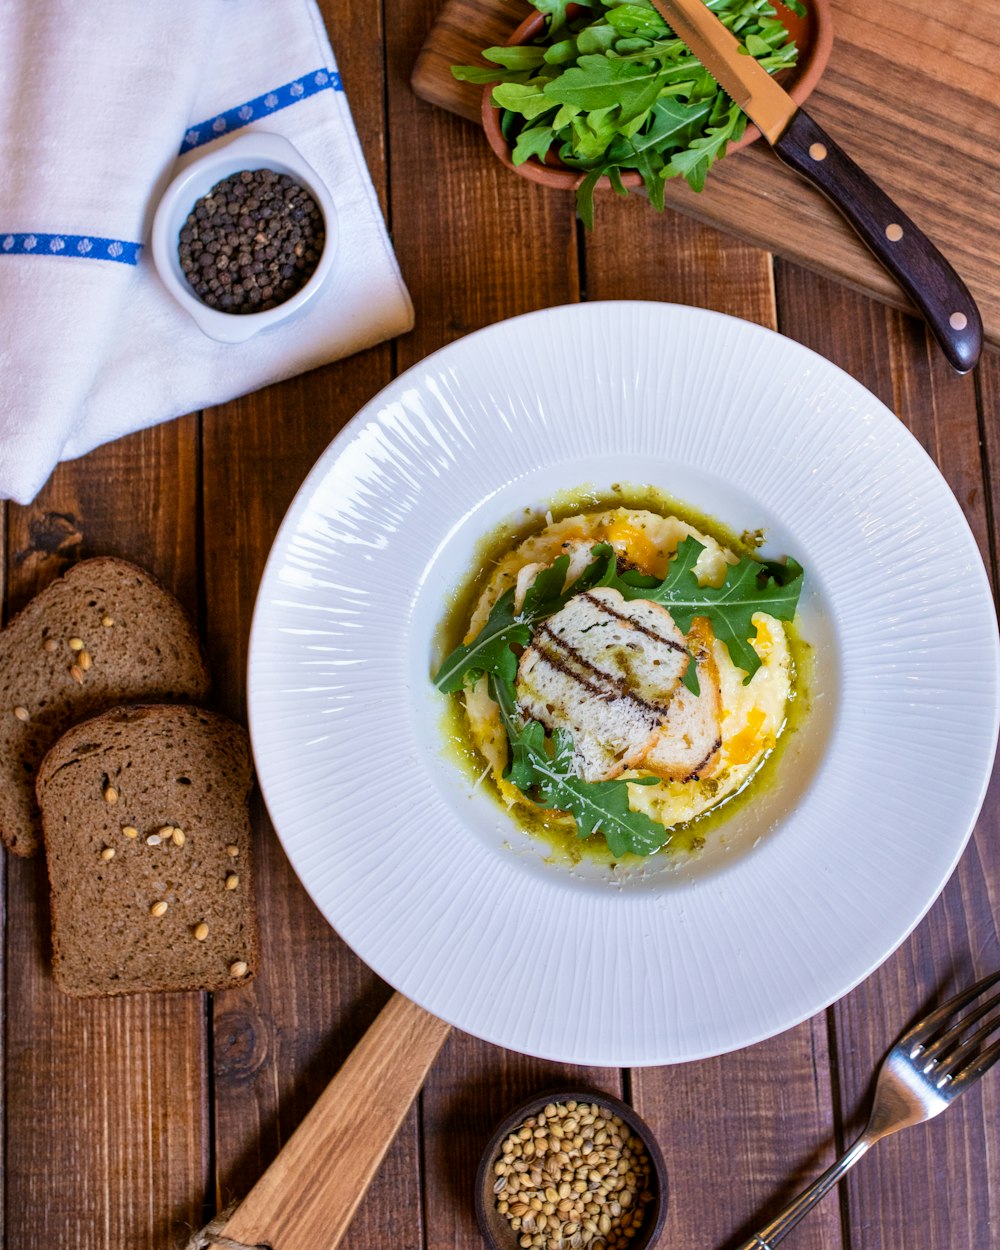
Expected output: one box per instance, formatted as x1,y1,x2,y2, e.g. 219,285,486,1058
492,676,667,857
533,730,667,857
434,546,616,697
483,45,549,69
513,124,558,165
609,536,803,680
492,82,559,121
433,587,529,696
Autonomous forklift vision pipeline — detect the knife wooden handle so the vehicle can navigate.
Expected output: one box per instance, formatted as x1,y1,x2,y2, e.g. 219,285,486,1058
210,993,452,1250
773,109,982,373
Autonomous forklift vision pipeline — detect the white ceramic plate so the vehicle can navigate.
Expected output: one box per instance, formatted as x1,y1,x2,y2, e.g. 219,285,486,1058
248,302,999,1066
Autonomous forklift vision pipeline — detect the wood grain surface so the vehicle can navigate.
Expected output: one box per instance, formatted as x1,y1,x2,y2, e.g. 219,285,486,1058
2,1,999,1249
411,0,1000,352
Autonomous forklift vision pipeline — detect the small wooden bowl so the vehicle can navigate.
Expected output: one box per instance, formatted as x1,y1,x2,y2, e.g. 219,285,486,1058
475,1089,668,1250
482,0,833,193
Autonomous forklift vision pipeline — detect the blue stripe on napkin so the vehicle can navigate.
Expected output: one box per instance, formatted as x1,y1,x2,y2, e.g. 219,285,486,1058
0,67,343,265
0,233,142,264
179,68,343,153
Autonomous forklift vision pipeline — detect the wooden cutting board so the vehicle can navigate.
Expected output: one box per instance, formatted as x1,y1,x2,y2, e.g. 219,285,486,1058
412,0,1000,352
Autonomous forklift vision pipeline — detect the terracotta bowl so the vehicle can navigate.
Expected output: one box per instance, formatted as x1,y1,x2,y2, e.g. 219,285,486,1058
482,0,833,192
475,1088,668,1250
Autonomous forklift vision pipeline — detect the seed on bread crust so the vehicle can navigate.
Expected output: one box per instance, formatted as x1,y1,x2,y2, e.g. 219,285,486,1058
13,706,29,722
100,847,115,861
101,615,114,628
193,922,209,941
225,873,239,890
103,784,118,804
122,825,138,839
67,637,84,652
78,650,92,672
70,664,85,684
43,637,58,653
150,900,168,917
229,960,249,978
226,843,239,857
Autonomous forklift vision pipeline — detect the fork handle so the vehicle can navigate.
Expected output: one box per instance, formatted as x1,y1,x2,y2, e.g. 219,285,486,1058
734,1133,875,1249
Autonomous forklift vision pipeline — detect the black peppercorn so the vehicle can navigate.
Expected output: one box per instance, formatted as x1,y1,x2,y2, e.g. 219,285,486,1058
177,168,325,314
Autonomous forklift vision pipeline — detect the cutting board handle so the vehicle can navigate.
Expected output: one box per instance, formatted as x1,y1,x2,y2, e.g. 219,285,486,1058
210,993,451,1250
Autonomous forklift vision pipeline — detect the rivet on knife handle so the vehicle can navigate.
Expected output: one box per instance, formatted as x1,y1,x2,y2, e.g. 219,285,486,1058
774,109,982,373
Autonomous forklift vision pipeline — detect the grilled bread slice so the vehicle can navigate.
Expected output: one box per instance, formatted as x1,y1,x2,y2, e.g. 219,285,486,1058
516,587,688,781
642,616,723,781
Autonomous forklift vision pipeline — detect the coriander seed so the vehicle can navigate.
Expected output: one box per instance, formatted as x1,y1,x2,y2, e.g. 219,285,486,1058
491,1101,654,1250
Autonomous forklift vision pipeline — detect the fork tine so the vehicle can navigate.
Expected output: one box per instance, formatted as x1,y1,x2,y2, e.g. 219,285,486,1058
897,969,1000,1053
946,1035,1000,1092
920,989,1000,1065
927,1001,1000,1078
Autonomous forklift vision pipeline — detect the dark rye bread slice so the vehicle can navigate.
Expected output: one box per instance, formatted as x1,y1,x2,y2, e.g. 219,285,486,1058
37,704,258,997
0,558,209,855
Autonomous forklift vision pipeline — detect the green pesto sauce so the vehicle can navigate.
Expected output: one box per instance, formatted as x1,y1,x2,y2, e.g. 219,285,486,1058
435,483,812,867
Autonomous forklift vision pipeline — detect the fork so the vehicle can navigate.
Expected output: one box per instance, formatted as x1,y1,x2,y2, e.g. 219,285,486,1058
736,968,1000,1249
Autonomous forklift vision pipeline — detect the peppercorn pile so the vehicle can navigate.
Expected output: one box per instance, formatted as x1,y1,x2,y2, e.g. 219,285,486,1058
493,1100,654,1250
177,168,325,314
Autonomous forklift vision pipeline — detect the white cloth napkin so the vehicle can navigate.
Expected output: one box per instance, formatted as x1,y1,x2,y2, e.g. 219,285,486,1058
0,0,414,504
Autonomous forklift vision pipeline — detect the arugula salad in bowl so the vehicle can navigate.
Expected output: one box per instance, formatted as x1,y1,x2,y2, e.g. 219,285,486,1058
453,0,825,226
434,499,807,864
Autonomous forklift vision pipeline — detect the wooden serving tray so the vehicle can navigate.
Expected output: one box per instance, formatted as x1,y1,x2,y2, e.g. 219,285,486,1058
412,0,1000,352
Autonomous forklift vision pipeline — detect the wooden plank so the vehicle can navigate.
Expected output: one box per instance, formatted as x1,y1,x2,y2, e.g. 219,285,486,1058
200,4,429,1247
3,418,208,1250
202,363,427,1250
394,5,591,1249
584,203,841,1250
774,262,997,1250
410,0,1000,351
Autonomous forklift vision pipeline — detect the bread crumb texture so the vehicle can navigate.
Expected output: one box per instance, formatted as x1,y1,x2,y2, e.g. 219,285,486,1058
37,704,258,997
0,558,209,856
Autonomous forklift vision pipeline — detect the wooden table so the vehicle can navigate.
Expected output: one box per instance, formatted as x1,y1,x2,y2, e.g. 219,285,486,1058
4,2,999,1248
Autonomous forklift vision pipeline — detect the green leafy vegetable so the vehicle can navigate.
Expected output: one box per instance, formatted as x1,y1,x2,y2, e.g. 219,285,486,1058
434,546,617,699
451,0,804,224
492,675,666,857
605,535,803,682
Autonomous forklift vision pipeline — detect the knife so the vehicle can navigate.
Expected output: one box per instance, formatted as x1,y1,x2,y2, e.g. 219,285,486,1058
648,0,983,373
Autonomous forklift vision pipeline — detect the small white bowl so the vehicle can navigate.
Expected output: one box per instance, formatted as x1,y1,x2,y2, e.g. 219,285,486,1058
151,131,338,344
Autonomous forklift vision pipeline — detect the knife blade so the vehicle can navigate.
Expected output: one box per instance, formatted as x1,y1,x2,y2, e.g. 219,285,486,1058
648,0,982,373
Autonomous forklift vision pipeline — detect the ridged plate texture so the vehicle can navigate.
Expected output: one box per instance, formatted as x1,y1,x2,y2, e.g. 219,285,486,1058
248,302,1000,1065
